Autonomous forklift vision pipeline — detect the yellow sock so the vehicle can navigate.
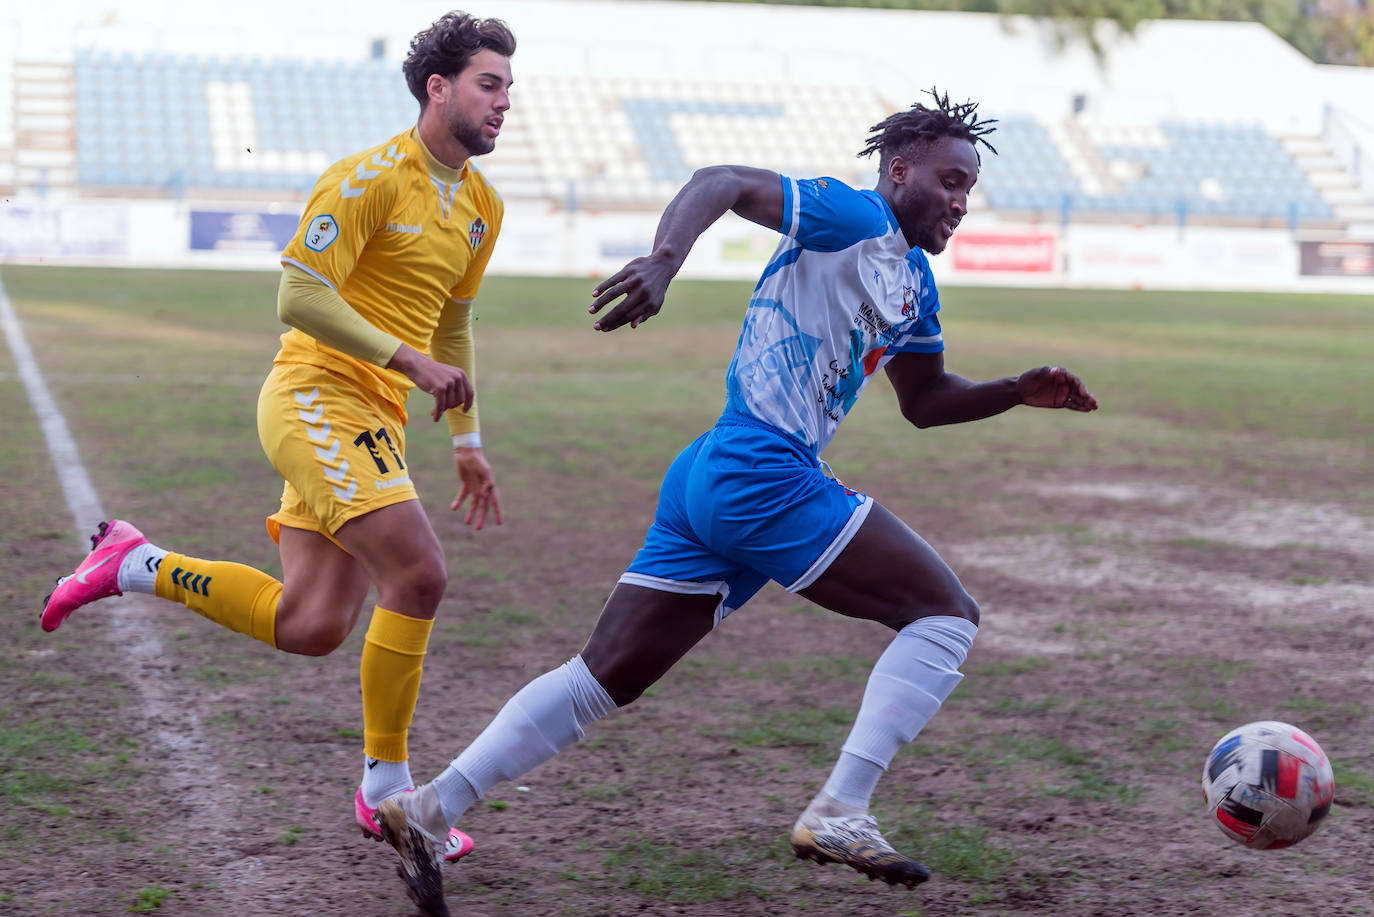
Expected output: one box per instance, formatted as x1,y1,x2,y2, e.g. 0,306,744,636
360,606,433,762
154,552,281,648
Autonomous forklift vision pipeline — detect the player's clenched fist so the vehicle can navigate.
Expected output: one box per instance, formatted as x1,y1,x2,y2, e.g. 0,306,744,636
1016,365,1098,412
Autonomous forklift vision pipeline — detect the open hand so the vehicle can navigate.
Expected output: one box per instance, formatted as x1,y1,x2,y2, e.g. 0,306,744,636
452,446,503,530
588,252,677,331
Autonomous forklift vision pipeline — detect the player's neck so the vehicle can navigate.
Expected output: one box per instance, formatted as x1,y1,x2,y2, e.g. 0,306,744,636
874,182,917,250
415,117,472,172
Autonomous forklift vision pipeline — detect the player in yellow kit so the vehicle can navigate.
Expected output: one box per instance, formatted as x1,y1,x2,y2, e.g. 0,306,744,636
40,11,516,859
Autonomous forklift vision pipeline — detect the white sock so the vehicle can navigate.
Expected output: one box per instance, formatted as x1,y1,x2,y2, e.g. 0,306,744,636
829,615,978,809
361,756,412,807
434,654,615,825
117,542,169,594
433,765,480,826
821,752,885,809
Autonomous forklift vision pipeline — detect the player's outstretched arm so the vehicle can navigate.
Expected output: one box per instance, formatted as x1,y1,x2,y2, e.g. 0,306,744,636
589,165,784,332
885,352,1098,428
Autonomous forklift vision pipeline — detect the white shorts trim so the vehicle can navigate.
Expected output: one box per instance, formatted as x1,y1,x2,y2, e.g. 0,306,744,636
784,495,872,593
617,572,730,627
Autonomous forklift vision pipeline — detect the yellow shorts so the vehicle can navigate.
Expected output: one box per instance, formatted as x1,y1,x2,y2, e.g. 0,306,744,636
257,362,417,542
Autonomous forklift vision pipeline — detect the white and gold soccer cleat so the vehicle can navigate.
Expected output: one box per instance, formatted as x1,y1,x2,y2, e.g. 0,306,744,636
790,800,931,888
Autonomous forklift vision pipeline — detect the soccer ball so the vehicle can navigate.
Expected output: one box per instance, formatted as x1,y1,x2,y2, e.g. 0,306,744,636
1201,720,1335,850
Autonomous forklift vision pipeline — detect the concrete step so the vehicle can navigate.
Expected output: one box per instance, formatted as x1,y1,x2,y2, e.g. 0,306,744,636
17,96,72,115
16,112,72,132
16,164,75,184
16,147,75,167
1278,136,1328,156
1323,187,1372,205
1308,170,1355,189
13,61,71,81
1334,203,1374,221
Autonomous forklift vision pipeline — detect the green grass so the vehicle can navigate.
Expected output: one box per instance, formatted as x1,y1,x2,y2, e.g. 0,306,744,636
0,721,102,818
726,705,855,765
603,836,771,903
1332,760,1374,807
128,886,169,912
2,265,1371,915
883,809,1019,886
276,824,304,846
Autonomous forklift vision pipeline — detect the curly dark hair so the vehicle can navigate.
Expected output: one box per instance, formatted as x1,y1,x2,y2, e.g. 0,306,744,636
403,12,517,107
858,88,998,167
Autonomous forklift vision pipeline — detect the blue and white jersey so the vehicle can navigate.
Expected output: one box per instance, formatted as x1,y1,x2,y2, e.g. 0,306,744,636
723,175,944,455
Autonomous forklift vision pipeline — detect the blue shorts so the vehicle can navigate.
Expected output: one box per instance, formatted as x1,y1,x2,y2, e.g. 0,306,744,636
621,412,871,623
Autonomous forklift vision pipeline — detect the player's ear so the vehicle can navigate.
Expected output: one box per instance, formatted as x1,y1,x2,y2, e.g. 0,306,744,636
425,73,450,106
887,155,908,186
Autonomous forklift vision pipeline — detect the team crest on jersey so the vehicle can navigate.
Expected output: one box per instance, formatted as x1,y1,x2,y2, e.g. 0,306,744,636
468,217,487,250
304,214,338,252
901,285,916,318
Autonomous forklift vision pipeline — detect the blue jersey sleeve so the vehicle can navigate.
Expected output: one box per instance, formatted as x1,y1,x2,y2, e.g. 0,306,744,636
779,176,891,252
892,249,944,354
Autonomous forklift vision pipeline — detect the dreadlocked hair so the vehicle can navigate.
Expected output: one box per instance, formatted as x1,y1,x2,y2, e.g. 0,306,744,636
858,88,998,167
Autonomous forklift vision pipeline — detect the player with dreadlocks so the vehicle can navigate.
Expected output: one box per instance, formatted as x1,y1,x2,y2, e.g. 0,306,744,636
373,89,1097,914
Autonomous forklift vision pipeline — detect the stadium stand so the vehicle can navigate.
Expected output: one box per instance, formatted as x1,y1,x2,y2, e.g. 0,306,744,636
978,114,1335,224
73,51,411,194
53,48,1352,229
43,48,1353,228
3,0,1371,236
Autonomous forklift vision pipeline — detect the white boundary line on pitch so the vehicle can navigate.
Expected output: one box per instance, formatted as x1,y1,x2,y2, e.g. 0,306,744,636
0,272,243,905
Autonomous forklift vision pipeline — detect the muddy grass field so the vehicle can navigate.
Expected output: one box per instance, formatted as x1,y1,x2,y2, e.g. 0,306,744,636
2,266,1371,916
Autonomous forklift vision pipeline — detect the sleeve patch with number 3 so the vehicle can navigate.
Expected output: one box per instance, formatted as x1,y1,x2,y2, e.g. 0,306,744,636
305,214,339,252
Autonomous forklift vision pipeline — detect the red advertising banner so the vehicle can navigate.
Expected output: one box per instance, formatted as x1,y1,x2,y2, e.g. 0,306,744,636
951,232,1056,273
1299,240,1374,277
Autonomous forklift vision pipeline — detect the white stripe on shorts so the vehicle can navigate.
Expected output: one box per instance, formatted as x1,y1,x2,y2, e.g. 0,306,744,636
785,495,872,593
617,572,731,627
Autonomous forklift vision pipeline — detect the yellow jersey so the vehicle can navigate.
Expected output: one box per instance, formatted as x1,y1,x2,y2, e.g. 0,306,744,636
278,127,503,409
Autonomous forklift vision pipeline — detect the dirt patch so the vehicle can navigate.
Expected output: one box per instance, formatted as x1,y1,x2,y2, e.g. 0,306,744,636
7,461,1371,917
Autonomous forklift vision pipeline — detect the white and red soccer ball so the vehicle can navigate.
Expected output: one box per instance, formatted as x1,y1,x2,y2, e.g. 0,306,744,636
1201,720,1335,850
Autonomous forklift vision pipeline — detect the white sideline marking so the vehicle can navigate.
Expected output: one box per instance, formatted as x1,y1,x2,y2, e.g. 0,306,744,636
0,371,266,385
0,274,243,903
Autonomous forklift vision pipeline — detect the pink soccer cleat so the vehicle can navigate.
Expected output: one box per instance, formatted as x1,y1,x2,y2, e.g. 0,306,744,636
355,787,475,863
41,520,148,633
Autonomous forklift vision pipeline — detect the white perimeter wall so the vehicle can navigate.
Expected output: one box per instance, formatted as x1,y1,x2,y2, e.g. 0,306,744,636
3,196,1371,294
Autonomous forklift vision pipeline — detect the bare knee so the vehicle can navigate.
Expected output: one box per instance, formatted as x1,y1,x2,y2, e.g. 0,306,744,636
581,650,648,708
375,554,448,617
274,602,355,656
951,591,980,628
291,619,352,656
890,589,980,631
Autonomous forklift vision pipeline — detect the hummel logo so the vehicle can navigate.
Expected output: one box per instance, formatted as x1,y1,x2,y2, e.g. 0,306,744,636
145,557,161,573
170,567,212,597
76,554,115,585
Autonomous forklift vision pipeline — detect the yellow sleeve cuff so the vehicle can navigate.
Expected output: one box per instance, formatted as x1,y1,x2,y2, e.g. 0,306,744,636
432,296,479,436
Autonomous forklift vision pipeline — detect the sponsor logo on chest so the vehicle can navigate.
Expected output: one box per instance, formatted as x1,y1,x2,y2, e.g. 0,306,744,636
854,301,899,344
